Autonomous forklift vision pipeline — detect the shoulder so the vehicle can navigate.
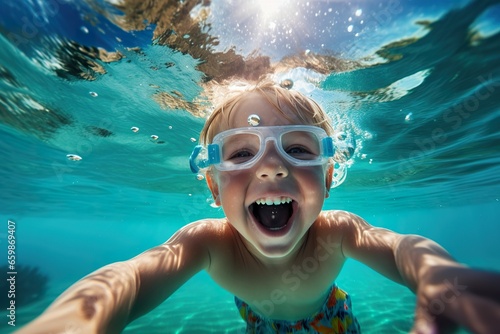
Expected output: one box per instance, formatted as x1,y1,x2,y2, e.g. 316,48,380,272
169,218,234,248
300,210,364,260
168,218,239,268
317,210,403,259
315,210,369,233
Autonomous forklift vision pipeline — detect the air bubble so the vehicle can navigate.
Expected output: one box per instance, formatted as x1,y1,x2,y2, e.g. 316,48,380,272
336,132,347,141
363,132,373,140
190,137,196,142
131,127,139,132
247,114,261,127
89,92,98,97
196,174,205,181
150,135,159,140
280,79,294,89
66,154,82,161
405,112,414,123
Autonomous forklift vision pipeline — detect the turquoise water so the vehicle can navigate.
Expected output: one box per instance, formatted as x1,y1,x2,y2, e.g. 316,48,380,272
1,0,499,333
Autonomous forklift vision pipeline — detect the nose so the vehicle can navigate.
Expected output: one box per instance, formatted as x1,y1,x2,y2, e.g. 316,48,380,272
255,142,289,180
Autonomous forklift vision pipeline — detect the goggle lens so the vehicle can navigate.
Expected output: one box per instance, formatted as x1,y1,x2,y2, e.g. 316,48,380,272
219,130,323,168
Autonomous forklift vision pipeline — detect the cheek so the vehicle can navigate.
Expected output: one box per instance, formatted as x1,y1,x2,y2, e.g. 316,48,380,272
215,173,230,192
216,171,248,200
303,167,327,185
300,169,328,196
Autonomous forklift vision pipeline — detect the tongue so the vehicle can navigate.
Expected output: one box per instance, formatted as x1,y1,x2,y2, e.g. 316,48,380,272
252,203,293,230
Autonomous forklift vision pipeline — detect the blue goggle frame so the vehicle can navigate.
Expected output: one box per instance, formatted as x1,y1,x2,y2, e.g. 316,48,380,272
189,125,335,173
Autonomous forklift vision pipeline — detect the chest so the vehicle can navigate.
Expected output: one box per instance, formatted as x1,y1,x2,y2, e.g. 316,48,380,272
209,246,346,320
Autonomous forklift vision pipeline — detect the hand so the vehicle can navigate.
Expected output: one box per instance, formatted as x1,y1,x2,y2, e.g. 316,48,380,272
410,265,500,334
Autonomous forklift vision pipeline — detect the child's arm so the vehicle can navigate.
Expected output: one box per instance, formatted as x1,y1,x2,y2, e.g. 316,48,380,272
395,235,500,334
334,211,500,334
15,221,214,334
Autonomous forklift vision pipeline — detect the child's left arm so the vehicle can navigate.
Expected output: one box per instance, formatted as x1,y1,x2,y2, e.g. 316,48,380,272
336,211,500,334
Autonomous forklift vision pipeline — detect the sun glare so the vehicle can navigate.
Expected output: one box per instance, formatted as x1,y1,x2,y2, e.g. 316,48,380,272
256,0,290,18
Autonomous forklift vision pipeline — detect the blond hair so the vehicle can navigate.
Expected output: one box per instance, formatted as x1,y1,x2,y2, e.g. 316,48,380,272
199,81,334,145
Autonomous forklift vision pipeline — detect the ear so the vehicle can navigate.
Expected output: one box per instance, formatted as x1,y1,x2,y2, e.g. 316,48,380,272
205,170,221,206
325,163,334,198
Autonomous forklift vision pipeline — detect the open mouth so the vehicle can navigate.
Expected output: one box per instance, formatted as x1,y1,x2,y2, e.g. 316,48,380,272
249,197,294,231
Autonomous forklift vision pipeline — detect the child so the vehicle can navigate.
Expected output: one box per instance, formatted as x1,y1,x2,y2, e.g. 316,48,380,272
18,81,500,333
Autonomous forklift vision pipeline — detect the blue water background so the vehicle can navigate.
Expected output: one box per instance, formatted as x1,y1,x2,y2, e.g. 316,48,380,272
1,0,500,332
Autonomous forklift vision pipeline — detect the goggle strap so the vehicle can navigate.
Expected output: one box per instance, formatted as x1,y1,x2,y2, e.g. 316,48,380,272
189,145,203,173
207,144,220,165
322,137,335,157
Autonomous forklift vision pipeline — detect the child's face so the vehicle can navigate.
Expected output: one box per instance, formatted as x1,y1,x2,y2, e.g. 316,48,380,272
206,92,333,259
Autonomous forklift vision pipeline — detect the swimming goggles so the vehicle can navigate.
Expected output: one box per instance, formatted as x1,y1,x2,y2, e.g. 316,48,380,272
189,125,335,173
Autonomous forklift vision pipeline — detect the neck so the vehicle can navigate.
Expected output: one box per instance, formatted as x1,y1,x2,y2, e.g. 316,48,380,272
237,228,311,270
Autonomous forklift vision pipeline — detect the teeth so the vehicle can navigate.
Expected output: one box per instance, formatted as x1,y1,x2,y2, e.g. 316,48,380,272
255,197,292,205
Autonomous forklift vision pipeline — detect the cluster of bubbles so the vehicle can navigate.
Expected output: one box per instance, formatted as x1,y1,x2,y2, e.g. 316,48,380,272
66,123,182,162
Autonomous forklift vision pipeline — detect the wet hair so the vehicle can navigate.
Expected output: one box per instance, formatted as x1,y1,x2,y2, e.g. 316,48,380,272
199,80,334,145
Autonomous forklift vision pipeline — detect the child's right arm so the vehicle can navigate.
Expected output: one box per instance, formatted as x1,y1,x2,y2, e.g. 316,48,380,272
16,221,214,334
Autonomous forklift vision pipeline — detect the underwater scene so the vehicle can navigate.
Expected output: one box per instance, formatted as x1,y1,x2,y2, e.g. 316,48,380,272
1,0,499,333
